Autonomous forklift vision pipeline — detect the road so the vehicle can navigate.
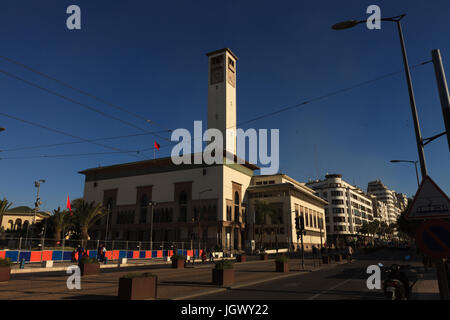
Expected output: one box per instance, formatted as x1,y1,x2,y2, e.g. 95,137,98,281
192,249,421,300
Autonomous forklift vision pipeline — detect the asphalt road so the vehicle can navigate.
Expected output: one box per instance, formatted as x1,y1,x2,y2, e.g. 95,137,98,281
193,249,421,300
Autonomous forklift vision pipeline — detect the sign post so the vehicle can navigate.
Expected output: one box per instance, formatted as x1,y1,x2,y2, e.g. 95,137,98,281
406,176,450,300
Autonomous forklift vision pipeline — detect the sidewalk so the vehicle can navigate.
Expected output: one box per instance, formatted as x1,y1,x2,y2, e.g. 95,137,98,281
0,257,345,300
412,268,441,300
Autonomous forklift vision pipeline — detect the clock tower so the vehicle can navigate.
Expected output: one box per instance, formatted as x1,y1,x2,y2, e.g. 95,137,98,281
206,48,238,155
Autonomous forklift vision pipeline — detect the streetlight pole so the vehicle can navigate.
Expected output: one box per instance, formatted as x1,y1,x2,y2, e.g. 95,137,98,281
390,160,420,187
105,203,111,243
332,13,447,300
197,188,212,259
149,201,156,250
32,179,45,239
332,14,428,178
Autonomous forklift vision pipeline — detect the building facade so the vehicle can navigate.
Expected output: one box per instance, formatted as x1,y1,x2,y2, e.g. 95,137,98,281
367,180,405,225
79,48,327,253
306,174,374,245
247,174,327,252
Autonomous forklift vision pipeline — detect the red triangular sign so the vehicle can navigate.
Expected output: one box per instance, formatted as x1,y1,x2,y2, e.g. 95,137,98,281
406,176,450,220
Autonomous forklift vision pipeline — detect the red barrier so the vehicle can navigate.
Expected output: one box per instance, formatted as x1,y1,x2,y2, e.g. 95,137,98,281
157,250,163,258
0,251,5,259
42,251,53,261
30,251,41,262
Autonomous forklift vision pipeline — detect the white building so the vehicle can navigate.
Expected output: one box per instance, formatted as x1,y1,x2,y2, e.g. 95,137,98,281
306,174,374,246
247,174,327,252
367,180,403,225
79,48,327,253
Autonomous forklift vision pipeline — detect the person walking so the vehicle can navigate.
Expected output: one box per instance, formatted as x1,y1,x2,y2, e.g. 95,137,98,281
346,244,354,263
76,245,84,262
102,245,107,263
97,244,103,262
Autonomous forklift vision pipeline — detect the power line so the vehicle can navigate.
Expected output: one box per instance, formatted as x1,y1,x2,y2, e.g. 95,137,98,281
156,60,432,150
0,150,141,160
0,68,172,145
0,55,154,124
0,60,432,160
0,112,146,159
0,130,168,153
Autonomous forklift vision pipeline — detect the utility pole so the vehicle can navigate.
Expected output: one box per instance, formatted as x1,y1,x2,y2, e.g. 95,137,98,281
149,201,156,250
31,179,45,239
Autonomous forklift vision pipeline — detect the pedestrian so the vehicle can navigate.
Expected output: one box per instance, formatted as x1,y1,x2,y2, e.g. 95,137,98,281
76,245,84,262
209,248,214,262
312,245,318,258
346,244,353,263
97,244,103,262
201,249,207,263
102,245,107,263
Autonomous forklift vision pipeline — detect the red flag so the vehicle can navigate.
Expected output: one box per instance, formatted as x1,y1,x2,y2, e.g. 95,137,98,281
66,194,73,216
154,141,160,150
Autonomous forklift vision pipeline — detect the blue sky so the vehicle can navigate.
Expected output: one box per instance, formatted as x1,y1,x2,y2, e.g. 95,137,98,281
0,0,449,211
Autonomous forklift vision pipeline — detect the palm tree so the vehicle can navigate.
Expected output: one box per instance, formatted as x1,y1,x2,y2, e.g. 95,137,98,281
254,200,276,251
52,207,73,246
0,198,12,233
72,198,105,242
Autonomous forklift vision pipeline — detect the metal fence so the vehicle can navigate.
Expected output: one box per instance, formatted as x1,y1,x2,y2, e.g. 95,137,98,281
0,237,204,252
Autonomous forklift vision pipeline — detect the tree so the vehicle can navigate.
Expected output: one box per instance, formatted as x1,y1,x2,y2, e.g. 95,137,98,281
396,204,419,240
254,200,276,251
52,207,73,245
0,198,12,233
71,198,105,241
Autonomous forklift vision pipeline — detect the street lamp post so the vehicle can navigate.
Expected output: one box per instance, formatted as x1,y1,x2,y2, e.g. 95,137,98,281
332,14,449,300
332,14,428,179
105,203,111,243
390,160,420,187
149,201,156,250
197,188,212,259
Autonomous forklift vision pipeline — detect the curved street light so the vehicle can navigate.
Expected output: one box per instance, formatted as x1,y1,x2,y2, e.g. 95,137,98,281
332,14,428,180
390,160,420,187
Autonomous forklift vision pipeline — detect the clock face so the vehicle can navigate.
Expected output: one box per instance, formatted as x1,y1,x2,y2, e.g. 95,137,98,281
211,68,224,85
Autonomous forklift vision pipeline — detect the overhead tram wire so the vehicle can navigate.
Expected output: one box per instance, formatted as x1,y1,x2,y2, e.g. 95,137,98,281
0,130,168,153
154,59,433,150
0,60,432,160
0,68,172,159
0,112,146,159
0,55,174,139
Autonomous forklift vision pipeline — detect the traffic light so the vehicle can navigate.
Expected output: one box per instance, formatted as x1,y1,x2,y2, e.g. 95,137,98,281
299,215,305,231
295,217,300,230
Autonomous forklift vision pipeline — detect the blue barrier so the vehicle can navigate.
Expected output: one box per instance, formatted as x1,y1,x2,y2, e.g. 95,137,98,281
19,251,31,262
52,251,62,261
5,251,19,262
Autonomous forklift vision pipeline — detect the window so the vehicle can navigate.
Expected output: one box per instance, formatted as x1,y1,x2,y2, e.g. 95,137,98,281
331,191,343,197
139,194,148,224
332,199,344,205
234,192,240,222
332,208,345,214
179,191,187,222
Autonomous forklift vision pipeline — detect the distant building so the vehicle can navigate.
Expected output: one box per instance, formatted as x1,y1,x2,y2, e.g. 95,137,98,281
367,180,405,225
306,174,374,246
0,206,49,232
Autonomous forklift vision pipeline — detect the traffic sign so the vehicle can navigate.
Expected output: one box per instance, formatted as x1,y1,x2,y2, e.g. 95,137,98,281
406,176,450,220
415,220,450,259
